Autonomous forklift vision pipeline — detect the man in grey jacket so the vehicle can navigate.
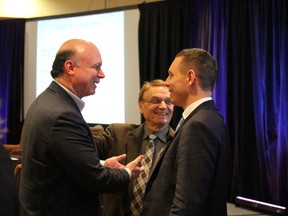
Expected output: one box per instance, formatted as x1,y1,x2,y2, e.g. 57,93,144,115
93,79,174,216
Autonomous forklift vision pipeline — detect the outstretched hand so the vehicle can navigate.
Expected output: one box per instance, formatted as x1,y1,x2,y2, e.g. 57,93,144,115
104,154,127,169
125,155,145,180
104,154,144,180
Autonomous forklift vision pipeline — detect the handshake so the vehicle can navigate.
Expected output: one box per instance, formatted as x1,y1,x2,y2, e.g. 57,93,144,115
103,154,145,180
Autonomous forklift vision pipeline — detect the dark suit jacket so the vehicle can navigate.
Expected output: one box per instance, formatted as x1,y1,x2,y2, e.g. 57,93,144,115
93,123,174,216
19,81,130,216
142,100,231,216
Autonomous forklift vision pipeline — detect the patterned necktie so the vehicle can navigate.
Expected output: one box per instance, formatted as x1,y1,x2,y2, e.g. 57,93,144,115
130,134,157,215
175,117,185,131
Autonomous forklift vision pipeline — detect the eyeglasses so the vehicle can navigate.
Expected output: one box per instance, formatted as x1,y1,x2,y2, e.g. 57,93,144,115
142,98,173,105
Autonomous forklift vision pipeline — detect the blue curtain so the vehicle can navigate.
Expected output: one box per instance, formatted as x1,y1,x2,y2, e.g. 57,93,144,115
139,0,288,207
248,0,288,205
187,0,288,206
0,19,25,144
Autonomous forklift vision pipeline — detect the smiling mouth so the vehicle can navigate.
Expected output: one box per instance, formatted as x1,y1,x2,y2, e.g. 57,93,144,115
157,112,168,116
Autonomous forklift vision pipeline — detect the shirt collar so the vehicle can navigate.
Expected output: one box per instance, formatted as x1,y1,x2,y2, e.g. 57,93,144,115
182,97,212,119
143,123,169,143
54,81,85,111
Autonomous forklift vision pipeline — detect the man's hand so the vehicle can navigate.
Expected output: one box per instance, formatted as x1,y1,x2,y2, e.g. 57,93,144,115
90,125,105,136
125,155,145,180
104,154,127,169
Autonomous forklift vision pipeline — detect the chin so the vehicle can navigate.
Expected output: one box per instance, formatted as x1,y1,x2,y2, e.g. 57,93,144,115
90,88,96,94
86,92,95,97
158,118,169,123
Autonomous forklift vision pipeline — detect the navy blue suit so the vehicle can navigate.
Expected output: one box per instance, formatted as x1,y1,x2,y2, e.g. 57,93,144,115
142,101,231,216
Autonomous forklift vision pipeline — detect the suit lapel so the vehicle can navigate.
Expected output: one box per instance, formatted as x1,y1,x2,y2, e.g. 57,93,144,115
126,124,144,163
48,81,81,113
148,101,216,180
49,81,95,150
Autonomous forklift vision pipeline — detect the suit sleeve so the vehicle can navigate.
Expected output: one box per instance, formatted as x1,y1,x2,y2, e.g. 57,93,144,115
50,111,130,193
93,125,116,159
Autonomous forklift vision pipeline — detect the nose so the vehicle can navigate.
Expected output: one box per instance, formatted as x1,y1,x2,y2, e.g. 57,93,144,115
164,78,169,87
98,69,105,79
158,100,167,108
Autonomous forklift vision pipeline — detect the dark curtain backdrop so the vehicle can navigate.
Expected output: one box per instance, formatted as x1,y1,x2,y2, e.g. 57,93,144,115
138,1,189,128
0,19,25,144
138,0,288,207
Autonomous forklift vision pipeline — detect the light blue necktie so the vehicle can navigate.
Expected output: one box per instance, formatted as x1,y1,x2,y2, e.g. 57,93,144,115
175,117,185,131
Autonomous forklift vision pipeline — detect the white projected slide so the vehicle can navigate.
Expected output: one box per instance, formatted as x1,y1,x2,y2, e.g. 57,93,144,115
24,9,141,124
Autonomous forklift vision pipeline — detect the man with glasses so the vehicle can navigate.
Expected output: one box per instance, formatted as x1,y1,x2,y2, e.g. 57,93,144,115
92,79,174,216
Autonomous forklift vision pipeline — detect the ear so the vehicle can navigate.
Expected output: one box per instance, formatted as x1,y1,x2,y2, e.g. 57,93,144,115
187,69,196,86
64,60,76,75
138,101,144,114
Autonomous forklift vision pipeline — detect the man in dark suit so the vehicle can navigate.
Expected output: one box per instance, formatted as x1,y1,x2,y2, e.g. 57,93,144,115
19,39,144,216
142,48,231,216
92,79,174,216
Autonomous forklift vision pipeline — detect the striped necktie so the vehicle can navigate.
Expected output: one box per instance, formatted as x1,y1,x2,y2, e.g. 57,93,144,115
130,134,157,215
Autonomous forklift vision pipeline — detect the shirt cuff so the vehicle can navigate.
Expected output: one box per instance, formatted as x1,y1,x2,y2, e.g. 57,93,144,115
100,160,105,166
101,160,131,178
125,168,132,178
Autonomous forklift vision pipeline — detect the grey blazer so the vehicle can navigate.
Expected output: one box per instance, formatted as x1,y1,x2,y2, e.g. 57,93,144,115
142,100,231,216
20,81,130,216
94,123,174,216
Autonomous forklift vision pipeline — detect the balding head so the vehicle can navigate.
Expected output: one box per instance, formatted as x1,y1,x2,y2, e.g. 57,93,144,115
50,39,105,98
51,39,100,78
57,39,96,55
